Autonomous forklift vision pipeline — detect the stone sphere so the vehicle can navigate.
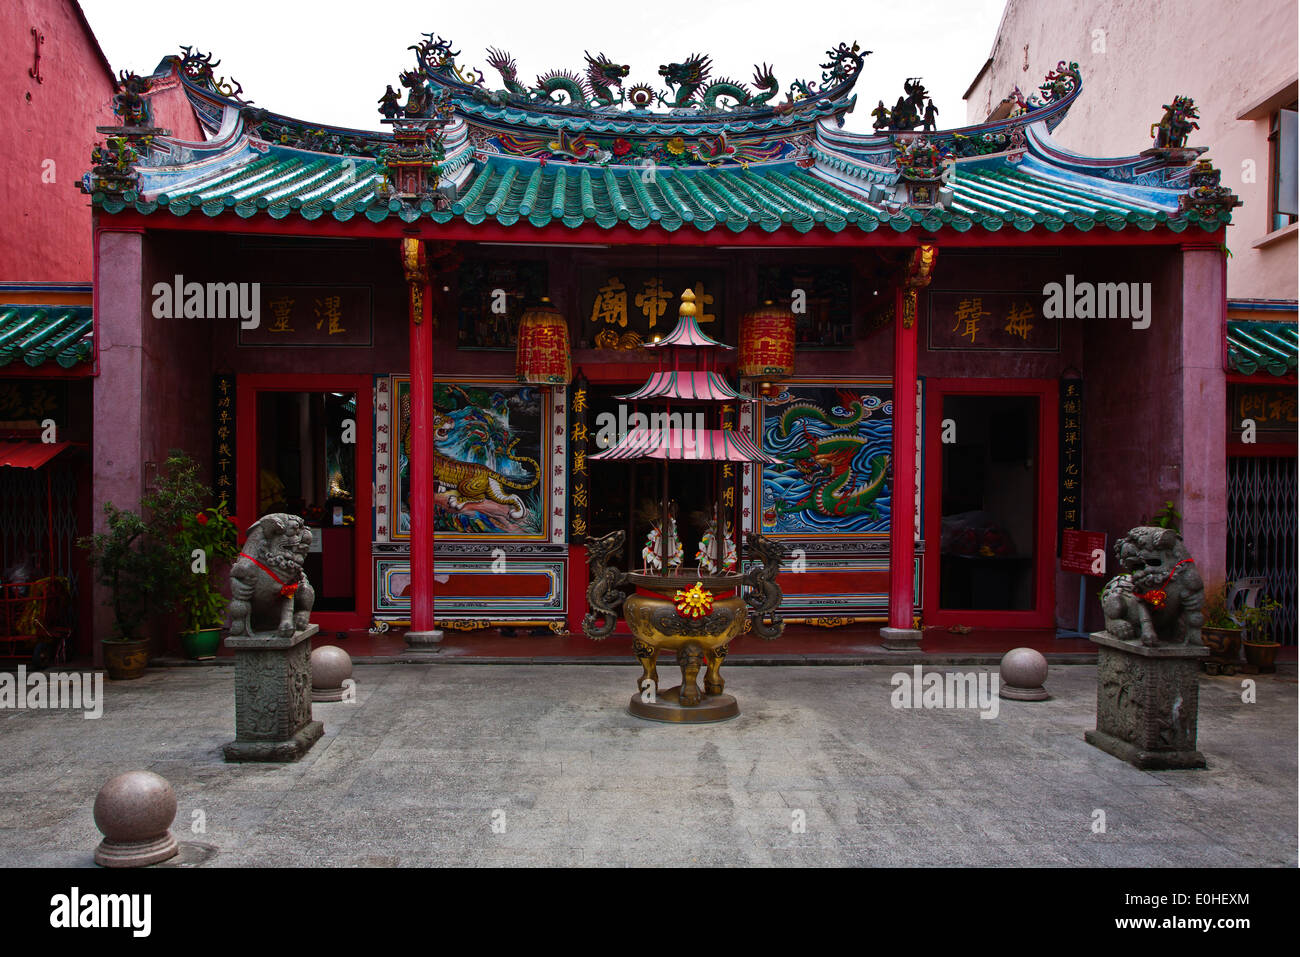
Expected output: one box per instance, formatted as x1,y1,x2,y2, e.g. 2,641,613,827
93,771,177,845
999,647,1050,700
311,644,353,690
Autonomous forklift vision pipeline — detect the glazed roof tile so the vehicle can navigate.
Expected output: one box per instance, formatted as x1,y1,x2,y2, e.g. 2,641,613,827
0,306,93,369
97,146,1230,236
1227,320,1299,376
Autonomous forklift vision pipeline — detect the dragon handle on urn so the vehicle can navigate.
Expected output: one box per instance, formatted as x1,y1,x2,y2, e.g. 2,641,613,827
743,532,785,640
583,529,629,640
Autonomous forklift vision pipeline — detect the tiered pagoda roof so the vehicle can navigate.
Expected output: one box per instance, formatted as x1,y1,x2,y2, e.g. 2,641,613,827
83,36,1239,237
616,371,744,402
592,427,779,464
593,290,777,465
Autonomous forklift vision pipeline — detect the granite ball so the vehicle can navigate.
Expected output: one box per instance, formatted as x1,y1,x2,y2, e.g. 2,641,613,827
999,647,1050,701
93,771,179,867
311,644,353,701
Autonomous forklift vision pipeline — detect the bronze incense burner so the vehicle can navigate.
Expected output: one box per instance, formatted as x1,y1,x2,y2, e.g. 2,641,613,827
583,289,788,723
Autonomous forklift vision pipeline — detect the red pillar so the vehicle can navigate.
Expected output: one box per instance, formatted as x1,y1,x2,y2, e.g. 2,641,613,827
402,238,441,646
882,242,934,650
882,286,921,649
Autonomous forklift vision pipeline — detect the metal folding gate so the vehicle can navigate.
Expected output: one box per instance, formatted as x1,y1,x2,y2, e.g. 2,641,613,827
1227,454,1297,644
0,460,80,633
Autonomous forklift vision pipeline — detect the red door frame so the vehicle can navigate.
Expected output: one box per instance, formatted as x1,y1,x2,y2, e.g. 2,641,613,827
235,373,374,635
923,377,1058,628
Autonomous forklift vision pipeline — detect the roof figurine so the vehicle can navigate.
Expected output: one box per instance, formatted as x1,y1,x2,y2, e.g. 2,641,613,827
873,77,937,131
1151,95,1201,149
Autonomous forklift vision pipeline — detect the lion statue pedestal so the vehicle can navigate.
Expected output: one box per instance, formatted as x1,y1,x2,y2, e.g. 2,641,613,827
222,513,324,763
1085,526,1208,770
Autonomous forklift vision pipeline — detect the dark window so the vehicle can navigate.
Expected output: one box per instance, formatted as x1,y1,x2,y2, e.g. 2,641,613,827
1269,104,1298,231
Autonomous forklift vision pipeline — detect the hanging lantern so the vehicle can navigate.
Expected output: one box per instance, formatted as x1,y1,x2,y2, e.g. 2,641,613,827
515,297,571,385
738,300,795,395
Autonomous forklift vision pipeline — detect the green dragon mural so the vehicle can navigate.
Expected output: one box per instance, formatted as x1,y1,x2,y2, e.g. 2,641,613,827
762,385,894,535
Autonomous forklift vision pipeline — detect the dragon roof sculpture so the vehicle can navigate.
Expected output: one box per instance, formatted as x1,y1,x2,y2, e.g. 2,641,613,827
402,34,869,126
83,37,1237,236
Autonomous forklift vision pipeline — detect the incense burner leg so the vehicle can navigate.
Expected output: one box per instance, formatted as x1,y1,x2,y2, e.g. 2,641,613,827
632,638,660,694
677,643,704,706
704,643,728,696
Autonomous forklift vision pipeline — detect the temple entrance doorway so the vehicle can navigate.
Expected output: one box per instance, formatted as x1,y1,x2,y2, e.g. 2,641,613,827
585,384,716,575
923,378,1057,628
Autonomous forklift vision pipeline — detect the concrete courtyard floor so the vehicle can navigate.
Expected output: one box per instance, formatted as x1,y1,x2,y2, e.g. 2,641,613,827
1,662,1295,867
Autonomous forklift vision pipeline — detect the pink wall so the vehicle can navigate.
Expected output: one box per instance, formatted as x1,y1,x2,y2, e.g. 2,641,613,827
90,227,146,654
964,0,1297,301
0,0,116,282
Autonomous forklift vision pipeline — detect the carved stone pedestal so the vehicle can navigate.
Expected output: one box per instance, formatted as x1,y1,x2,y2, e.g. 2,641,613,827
223,624,323,763
880,627,923,651
405,629,444,649
1084,631,1208,770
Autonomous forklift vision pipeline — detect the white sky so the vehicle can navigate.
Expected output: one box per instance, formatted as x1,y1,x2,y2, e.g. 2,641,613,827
79,0,1008,134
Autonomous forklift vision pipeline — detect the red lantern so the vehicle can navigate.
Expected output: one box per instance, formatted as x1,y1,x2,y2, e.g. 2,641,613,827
515,297,572,385
738,300,795,390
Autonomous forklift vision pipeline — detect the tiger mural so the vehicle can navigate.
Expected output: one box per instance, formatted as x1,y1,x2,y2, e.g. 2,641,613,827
400,387,541,522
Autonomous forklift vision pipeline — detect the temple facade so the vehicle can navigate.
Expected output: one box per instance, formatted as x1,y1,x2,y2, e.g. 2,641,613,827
82,35,1246,653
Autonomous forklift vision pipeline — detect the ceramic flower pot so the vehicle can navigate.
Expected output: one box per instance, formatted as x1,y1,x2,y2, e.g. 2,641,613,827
102,639,151,680
179,627,222,660
1200,625,1241,662
1243,640,1280,672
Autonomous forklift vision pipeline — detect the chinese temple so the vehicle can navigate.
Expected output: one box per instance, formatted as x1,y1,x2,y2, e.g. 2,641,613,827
81,35,1242,651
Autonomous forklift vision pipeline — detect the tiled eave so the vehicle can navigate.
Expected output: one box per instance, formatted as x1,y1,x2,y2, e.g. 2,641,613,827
1228,320,1299,376
0,306,93,371
93,144,1229,237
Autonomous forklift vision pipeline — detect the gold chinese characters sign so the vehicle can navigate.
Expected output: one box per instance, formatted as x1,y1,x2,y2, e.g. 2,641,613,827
238,284,373,347
1059,377,1083,536
582,270,721,350
568,375,590,543
212,373,236,504
927,291,1060,352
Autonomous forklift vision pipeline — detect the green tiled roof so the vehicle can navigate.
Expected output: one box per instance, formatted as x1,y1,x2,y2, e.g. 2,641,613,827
1227,320,1298,376
101,149,1229,235
0,306,93,369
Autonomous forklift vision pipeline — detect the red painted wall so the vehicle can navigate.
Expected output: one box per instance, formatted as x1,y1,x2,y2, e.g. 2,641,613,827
0,0,115,282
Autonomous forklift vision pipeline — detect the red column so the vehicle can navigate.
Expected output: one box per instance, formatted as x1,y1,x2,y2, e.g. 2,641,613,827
889,284,920,622
403,238,440,645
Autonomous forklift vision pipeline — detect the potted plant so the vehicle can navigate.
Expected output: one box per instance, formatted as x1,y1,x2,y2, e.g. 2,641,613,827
1200,587,1242,672
1240,597,1283,672
79,503,173,679
79,451,210,677
174,500,239,659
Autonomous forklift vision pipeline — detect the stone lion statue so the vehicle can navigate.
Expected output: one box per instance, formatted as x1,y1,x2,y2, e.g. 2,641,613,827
229,513,315,638
1100,526,1203,646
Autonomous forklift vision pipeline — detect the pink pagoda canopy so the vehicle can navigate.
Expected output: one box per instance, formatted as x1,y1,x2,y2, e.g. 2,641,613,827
615,371,749,402
590,426,780,464
644,308,733,349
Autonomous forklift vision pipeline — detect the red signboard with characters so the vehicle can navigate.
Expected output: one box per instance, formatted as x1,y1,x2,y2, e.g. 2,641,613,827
1061,529,1107,576
928,290,1060,352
